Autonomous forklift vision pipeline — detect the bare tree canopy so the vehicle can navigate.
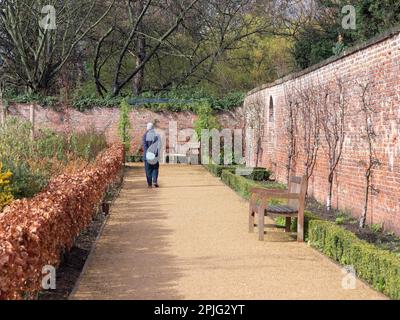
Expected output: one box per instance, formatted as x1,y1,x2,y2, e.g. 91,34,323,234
0,0,115,94
0,0,286,96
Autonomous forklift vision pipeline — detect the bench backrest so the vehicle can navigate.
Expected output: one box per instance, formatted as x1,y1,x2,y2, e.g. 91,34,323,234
288,175,308,209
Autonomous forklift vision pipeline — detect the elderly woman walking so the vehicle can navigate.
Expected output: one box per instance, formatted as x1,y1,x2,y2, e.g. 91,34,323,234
143,122,162,188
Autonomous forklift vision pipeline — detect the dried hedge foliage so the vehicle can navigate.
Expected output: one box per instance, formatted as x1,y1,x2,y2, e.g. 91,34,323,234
0,144,124,300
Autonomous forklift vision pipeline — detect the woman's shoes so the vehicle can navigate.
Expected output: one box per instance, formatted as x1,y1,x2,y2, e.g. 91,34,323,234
154,184,160,188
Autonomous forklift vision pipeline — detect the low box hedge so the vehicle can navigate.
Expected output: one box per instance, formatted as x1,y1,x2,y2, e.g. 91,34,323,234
246,168,272,181
204,163,236,177
221,169,262,199
204,163,271,181
309,220,400,300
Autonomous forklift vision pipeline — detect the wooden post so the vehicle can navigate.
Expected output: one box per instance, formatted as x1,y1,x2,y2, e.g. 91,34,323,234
285,217,292,233
102,202,111,216
30,104,35,140
0,102,5,127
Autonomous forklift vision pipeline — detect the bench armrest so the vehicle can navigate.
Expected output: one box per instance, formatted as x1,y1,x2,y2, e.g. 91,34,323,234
266,192,301,200
251,188,288,196
251,190,299,200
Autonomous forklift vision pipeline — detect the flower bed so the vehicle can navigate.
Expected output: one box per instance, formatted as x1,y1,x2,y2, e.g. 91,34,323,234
0,163,13,211
0,144,124,300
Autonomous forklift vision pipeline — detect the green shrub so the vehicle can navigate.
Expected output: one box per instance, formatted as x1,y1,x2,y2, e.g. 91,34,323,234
221,169,259,199
1,159,48,199
127,155,143,163
213,91,245,111
193,100,221,138
275,211,321,240
72,95,121,111
4,92,59,108
205,164,272,182
71,88,244,112
372,223,384,234
4,85,244,113
0,162,13,211
220,169,283,200
245,168,272,181
335,216,346,225
204,163,237,177
309,220,400,300
118,100,132,152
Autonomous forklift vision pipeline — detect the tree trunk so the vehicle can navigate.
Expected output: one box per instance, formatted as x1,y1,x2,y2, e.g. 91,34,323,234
255,137,262,168
133,0,146,96
133,36,146,95
327,173,334,211
359,172,371,228
287,155,292,185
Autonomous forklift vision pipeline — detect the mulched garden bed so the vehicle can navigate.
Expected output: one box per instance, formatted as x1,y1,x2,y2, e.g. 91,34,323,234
306,198,400,256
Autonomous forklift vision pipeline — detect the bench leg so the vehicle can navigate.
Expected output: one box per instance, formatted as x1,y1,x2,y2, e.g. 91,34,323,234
249,209,255,233
297,214,304,242
285,217,291,233
258,210,265,241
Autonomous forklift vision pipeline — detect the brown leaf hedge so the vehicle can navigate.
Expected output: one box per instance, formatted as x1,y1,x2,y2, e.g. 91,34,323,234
0,144,124,300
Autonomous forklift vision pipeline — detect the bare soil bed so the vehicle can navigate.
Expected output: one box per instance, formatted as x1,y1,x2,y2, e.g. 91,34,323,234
306,198,400,256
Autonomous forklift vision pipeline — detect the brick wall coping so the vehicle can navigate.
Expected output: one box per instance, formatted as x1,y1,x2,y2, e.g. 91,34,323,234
246,25,400,97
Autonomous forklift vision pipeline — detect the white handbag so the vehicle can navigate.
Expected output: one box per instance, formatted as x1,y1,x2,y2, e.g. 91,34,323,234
146,151,156,161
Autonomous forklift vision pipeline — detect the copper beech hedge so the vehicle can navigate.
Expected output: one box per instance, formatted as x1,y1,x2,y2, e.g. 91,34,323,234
0,144,124,300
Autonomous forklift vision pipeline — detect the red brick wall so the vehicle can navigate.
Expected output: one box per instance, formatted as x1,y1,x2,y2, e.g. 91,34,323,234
244,30,400,234
8,104,242,154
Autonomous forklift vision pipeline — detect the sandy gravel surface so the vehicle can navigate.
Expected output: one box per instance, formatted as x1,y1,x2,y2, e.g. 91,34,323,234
71,164,386,300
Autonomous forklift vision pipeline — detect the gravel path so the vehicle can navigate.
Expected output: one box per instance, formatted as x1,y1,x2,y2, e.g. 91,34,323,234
71,164,386,300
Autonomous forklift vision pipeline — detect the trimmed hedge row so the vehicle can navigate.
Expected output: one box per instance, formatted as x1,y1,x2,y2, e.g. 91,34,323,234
205,163,271,181
247,168,272,181
0,144,124,300
204,163,237,178
309,220,400,300
221,169,262,199
220,169,284,199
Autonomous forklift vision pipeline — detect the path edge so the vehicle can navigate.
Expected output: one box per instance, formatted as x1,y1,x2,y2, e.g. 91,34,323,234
68,168,127,300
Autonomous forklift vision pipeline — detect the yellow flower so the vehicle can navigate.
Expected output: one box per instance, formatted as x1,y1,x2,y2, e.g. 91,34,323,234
0,162,13,211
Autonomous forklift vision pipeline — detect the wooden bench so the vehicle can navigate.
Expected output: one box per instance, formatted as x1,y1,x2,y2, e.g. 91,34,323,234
166,153,188,163
248,175,308,242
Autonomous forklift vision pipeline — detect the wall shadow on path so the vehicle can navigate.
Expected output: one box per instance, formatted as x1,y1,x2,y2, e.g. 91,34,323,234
78,165,185,300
